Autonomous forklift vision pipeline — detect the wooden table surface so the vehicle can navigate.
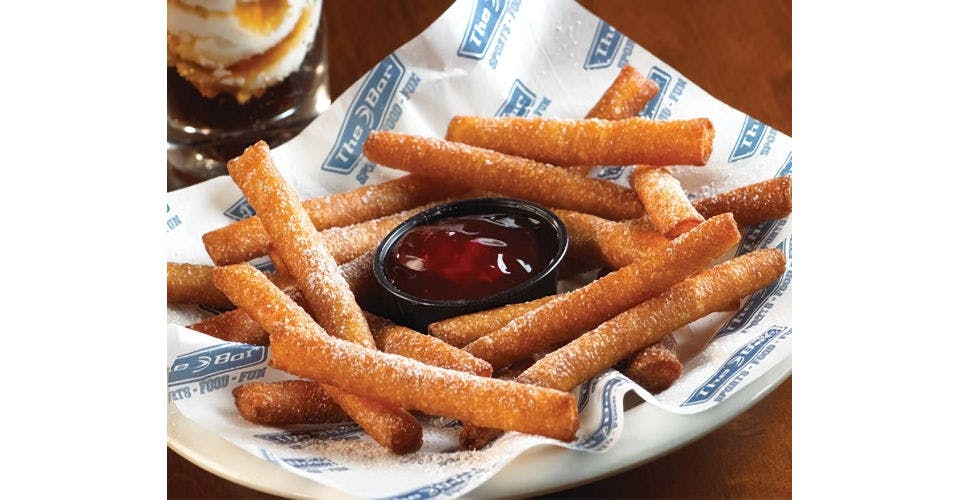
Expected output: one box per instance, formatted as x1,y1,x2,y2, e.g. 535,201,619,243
167,0,792,497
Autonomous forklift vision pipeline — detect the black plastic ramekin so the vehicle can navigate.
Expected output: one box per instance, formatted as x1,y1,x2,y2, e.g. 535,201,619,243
373,197,568,332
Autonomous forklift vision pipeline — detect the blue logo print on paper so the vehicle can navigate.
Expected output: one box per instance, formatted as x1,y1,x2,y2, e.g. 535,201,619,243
594,166,624,180
780,152,792,176
383,469,486,500
640,66,671,119
583,20,623,70
322,54,406,174
573,376,627,451
682,326,790,406
168,343,266,385
729,115,769,163
495,79,535,117
255,425,363,449
281,457,348,473
224,197,256,221
457,0,508,60
734,217,788,256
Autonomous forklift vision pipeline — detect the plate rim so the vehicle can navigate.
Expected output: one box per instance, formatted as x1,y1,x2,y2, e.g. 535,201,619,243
168,356,791,499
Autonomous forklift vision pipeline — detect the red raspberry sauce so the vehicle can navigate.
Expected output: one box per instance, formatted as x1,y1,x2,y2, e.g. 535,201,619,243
385,211,552,301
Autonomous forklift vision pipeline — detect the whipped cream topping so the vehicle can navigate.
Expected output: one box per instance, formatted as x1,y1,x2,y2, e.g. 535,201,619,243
167,0,321,103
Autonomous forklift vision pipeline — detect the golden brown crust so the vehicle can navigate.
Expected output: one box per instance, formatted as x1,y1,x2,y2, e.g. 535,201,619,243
555,209,670,269
693,175,792,226
631,167,705,239
226,141,374,349
586,65,661,122
202,174,461,266
445,116,714,167
376,324,493,378
233,380,348,425
212,264,579,441
363,132,646,221
167,262,235,309
517,248,787,391
322,384,422,454
426,295,557,348
621,334,682,394
568,65,661,176
463,213,741,370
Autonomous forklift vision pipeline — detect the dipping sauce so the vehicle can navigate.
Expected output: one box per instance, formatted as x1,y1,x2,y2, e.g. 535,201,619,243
384,211,556,301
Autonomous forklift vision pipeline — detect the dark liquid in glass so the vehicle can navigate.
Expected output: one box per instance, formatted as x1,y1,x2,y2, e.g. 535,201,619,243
167,17,329,178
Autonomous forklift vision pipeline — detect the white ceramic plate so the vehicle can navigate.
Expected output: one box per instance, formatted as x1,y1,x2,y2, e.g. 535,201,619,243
168,355,791,498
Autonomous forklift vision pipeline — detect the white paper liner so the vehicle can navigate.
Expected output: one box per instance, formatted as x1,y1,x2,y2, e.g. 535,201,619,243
167,0,792,497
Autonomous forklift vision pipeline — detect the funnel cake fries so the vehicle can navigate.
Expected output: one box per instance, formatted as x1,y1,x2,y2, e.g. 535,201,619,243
427,295,557,348
313,204,450,265
372,323,494,378
225,142,425,453
518,249,787,392
691,175,792,226
231,381,340,427
202,174,461,265
555,209,669,269
166,262,254,309
586,65,660,124
363,132,645,220
227,141,374,348
233,380,349,426
631,168,705,239
445,116,714,167
463,213,741,370
461,248,786,450
167,262,238,309
621,334,682,394
321,384,423,454
633,175,793,231
231,315,491,427
213,264,579,441
569,65,661,176
188,251,379,345
168,262,304,309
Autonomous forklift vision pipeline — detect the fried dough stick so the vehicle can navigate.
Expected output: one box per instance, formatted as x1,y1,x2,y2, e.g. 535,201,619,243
632,175,793,231
427,295,557,348
429,299,682,392
168,262,303,309
233,380,349,426
167,262,237,309
445,116,715,167
231,315,491,426
373,323,494,377
586,65,660,124
363,132,645,220
461,336,683,449
463,213,741,370
315,203,451,264
621,334,682,394
203,174,461,265
227,141,373,348
429,212,689,347
569,65,660,176
462,249,785,449
519,249,786,391
556,209,669,269
631,168,705,239
188,251,379,345
225,142,422,454
214,264,579,441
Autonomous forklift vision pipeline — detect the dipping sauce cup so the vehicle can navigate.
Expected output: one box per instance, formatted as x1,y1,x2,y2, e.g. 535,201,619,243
374,198,568,332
